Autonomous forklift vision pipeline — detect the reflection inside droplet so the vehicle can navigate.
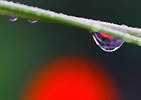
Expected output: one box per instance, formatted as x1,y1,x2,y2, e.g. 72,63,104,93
92,32,124,52
9,16,18,22
28,19,38,24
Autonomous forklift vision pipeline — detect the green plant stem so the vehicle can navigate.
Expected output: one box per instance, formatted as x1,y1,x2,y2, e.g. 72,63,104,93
0,0,141,46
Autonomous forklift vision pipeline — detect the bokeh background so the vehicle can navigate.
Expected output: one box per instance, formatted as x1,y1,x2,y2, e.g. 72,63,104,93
0,0,141,100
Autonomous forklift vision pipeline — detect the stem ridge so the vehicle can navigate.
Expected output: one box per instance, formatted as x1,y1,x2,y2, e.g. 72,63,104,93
0,0,141,46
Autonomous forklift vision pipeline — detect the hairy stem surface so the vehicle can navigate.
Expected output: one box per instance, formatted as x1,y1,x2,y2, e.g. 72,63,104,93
0,0,141,46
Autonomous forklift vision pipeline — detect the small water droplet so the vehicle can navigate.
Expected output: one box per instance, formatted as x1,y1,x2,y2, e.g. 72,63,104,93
9,16,18,22
92,32,124,52
28,19,38,24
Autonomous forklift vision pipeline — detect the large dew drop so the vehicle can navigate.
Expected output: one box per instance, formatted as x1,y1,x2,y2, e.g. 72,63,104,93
9,16,18,22
92,32,124,52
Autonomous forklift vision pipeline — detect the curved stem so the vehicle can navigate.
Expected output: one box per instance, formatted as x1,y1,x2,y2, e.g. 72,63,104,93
0,0,141,46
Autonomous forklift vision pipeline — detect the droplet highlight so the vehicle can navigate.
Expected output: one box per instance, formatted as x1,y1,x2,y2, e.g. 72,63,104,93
92,32,124,52
28,20,38,24
9,16,18,22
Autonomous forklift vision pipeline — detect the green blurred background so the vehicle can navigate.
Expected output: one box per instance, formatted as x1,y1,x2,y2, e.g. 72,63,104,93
0,0,141,100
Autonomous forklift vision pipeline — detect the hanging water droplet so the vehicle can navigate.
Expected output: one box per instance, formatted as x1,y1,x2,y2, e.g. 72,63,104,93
92,32,124,52
9,16,18,22
28,19,38,24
